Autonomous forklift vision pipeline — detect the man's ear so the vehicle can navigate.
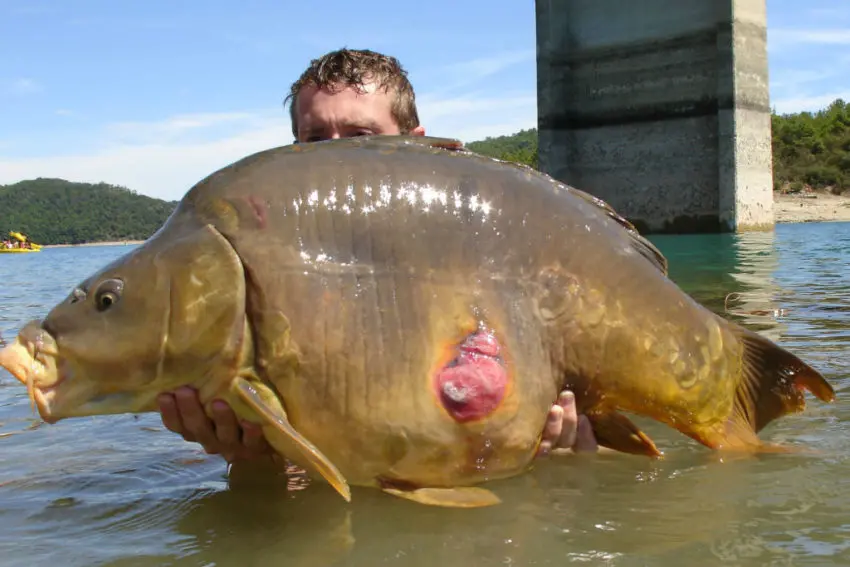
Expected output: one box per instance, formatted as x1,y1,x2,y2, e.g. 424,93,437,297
410,125,426,136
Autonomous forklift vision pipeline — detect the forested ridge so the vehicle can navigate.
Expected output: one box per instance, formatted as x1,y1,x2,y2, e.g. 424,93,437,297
0,178,177,245
3,99,847,245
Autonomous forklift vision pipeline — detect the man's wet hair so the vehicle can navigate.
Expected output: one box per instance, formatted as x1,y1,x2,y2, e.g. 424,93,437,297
285,47,421,137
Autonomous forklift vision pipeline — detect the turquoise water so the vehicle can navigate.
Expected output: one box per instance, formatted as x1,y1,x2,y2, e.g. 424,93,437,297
0,223,848,566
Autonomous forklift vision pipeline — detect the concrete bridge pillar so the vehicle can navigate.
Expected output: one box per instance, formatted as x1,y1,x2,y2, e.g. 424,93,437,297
536,0,774,233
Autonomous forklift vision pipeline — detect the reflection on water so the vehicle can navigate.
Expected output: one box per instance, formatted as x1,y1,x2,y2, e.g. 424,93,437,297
1,224,848,567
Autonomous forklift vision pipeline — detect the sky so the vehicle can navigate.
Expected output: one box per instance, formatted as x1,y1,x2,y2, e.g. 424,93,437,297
0,0,848,201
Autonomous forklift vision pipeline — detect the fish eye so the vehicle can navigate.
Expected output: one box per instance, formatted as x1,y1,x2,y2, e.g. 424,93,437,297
94,279,124,312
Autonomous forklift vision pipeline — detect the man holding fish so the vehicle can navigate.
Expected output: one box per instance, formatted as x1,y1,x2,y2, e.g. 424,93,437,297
156,47,600,466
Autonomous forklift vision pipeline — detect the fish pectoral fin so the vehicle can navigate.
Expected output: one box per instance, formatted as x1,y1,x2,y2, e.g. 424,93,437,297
381,486,502,508
232,377,351,503
586,410,662,457
714,325,835,453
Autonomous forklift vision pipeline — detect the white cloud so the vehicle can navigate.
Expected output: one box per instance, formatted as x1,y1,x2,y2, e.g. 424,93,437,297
807,8,850,20
770,28,850,46
0,91,538,201
0,115,291,201
422,50,535,95
104,111,263,144
769,68,838,90
55,109,83,118
772,91,850,114
4,78,42,96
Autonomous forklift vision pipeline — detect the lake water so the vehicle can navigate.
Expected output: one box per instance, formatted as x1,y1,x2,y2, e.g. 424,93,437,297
0,222,847,567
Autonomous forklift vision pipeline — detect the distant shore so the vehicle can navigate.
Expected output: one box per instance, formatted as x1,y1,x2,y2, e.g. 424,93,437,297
43,240,145,249
774,190,850,224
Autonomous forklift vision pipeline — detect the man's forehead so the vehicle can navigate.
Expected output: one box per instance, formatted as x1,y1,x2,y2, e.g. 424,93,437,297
297,82,393,115
303,79,388,97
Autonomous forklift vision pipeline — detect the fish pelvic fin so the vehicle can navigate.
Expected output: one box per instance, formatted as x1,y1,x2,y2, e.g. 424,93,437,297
719,327,835,452
380,485,502,508
232,376,351,502
586,410,663,458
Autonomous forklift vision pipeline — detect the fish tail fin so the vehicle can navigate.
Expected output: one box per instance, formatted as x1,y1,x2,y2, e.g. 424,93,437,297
720,327,835,452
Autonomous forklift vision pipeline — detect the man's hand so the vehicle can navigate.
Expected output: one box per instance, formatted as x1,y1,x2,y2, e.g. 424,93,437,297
535,390,598,457
157,387,273,464
157,387,598,464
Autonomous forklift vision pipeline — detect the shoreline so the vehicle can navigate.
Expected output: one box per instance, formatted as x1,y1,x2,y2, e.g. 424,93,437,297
43,240,145,249
774,190,850,224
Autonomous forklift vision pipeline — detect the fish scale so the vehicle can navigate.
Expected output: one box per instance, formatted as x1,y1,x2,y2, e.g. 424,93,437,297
0,135,836,509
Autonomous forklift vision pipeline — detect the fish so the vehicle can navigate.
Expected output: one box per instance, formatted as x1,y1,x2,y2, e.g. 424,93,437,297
0,135,835,508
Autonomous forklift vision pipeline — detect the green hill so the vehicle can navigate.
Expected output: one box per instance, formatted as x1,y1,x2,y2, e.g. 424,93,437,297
0,178,177,245
467,128,538,169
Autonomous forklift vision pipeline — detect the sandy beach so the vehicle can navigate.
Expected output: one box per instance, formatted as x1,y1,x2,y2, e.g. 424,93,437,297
774,190,850,224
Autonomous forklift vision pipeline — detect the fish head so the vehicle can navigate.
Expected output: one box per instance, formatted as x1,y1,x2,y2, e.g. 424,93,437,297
0,223,247,423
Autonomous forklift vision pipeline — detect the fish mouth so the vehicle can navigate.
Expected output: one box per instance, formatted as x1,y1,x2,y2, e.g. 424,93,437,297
0,320,68,424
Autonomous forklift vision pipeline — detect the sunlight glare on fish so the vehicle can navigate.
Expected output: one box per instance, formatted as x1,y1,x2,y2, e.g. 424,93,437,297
322,190,338,210
396,181,419,206
418,183,448,212
307,190,319,208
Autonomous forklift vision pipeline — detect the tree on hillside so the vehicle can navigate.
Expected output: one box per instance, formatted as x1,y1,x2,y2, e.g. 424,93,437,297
467,128,538,169
771,98,850,194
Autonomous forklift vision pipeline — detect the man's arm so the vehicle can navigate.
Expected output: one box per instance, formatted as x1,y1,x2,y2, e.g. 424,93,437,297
158,387,598,464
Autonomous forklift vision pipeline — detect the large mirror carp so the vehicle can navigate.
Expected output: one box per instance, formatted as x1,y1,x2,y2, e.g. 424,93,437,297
0,135,835,508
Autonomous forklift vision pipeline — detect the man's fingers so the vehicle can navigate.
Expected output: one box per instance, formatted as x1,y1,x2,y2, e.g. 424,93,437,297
536,402,566,458
240,421,272,455
556,391,578,450
157,393,194,441
572,415,599,453
174,387,220,454
536,439,552,458
542,404,564,443
211,400,241,447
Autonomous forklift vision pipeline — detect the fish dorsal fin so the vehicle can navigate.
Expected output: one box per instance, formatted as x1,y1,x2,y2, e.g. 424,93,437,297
394,135,465,152
344,134,466,153
568,186,669,276
421,136,466,152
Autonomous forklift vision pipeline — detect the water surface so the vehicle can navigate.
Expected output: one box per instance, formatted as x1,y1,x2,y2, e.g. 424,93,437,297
1,223,848,566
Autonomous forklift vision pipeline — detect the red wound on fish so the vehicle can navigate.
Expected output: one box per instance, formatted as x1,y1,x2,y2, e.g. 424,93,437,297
434,330,508,423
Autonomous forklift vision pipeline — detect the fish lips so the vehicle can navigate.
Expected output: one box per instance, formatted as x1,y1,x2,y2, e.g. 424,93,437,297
0,319,77,424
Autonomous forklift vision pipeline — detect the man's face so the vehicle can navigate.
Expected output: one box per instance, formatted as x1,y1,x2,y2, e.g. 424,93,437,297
294,81,425,143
